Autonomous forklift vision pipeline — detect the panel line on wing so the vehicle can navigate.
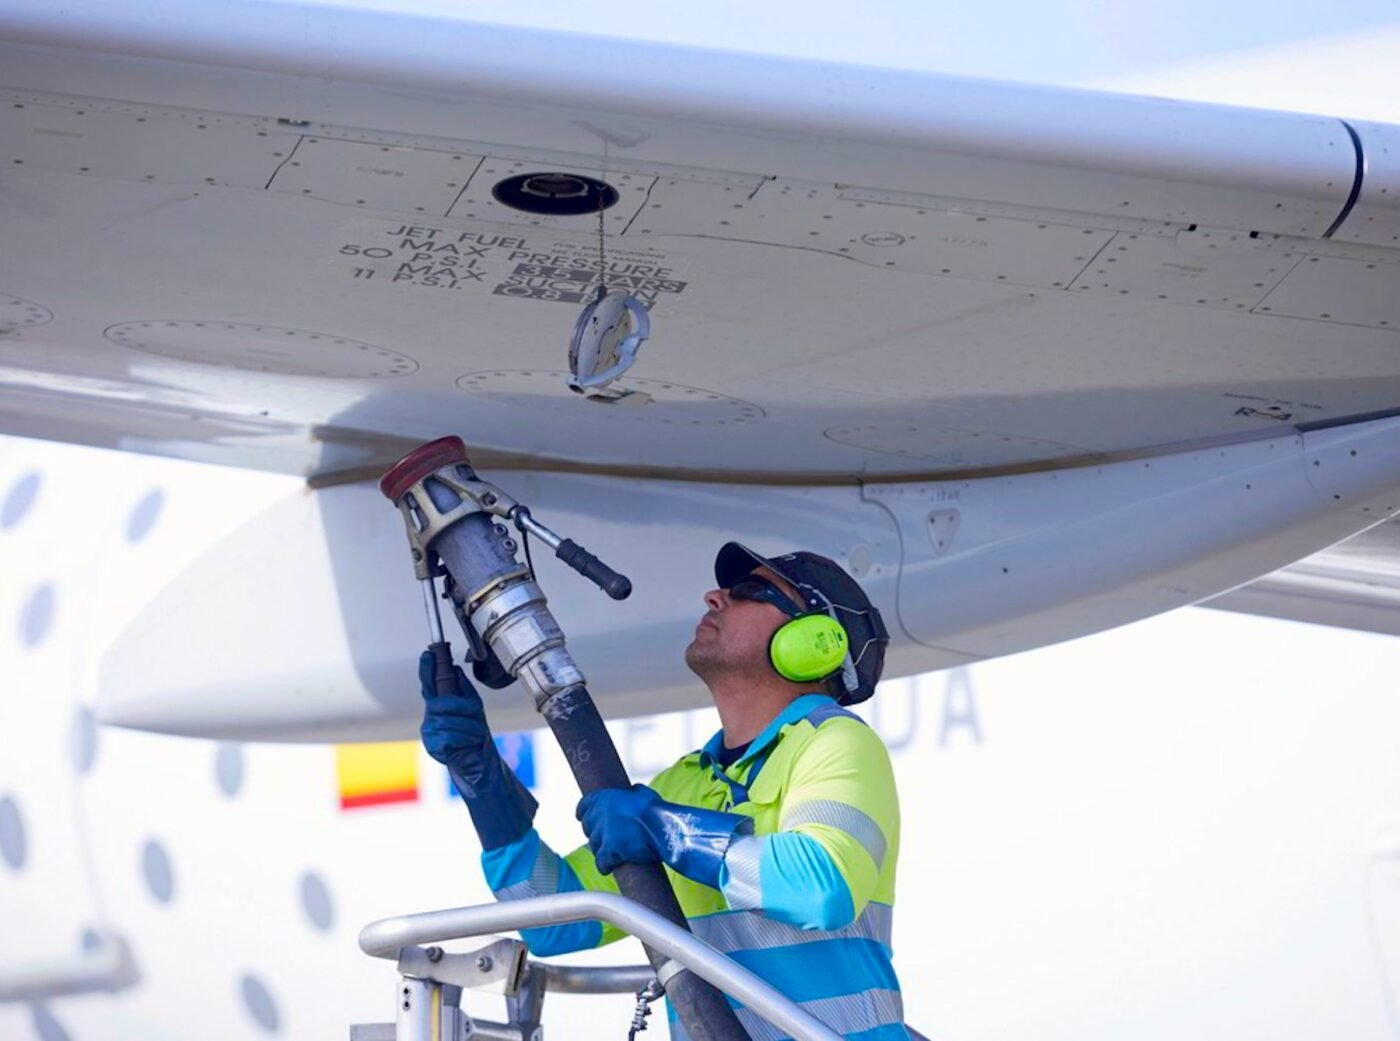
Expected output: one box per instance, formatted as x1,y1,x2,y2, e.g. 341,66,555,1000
262,133,304,191
445,153,486,218
1321,120,1366,241
619,175,660,238
1065,232,1117,291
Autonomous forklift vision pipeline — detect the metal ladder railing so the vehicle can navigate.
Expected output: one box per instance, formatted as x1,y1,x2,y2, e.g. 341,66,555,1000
355,892,846,1041
0,931,139,1003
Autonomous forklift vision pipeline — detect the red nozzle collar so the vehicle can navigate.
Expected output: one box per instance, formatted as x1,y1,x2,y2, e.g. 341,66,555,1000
379,436,470,501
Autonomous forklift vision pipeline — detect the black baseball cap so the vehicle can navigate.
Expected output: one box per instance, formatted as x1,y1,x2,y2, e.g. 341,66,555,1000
715,542,890,705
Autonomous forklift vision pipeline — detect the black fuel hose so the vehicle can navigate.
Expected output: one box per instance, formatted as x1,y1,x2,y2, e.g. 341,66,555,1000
533,684,749,1041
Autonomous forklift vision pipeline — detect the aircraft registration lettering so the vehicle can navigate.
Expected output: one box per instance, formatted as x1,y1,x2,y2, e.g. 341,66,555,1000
939,670,983,747
614,674,985,778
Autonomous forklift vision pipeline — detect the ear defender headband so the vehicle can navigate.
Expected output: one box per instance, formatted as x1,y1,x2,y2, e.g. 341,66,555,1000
729,576,852,686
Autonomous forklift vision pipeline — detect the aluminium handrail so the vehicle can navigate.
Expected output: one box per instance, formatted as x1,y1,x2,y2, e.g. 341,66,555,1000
359,891,844,1041
532,963,654,994
0,932,139,1002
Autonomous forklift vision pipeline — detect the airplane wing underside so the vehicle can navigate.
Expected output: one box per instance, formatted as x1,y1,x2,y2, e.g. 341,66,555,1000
2,3,1400,692
1206,515,1400,636
1,4,1398,484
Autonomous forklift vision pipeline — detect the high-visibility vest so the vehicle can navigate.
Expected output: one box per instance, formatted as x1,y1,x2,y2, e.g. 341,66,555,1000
483,694,904,1041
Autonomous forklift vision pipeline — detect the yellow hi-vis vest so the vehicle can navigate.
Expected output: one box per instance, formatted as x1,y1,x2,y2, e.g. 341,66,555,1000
482,694,904,1041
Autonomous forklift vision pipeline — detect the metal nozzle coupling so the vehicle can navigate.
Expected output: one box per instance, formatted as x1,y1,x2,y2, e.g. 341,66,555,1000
464,579,584,708
381,436,591,705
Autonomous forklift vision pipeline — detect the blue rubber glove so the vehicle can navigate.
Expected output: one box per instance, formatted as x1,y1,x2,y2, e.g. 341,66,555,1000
576,783,753,887
419,649,537,850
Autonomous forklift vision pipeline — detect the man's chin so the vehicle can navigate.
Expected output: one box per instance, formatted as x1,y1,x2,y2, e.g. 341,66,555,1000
683,641,715,676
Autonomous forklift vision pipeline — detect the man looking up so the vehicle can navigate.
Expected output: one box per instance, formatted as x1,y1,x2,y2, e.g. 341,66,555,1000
420,543,902,1041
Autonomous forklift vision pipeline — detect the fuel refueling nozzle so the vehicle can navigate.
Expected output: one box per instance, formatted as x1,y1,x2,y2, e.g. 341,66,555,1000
382,437,631,600
382,435,630,704
379,436,750,1041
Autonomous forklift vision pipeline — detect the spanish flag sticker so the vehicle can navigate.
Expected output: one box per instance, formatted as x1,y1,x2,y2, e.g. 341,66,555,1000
335,741,419,810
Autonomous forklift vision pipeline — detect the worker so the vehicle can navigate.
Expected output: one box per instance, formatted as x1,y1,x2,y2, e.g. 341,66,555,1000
419,543,901,1041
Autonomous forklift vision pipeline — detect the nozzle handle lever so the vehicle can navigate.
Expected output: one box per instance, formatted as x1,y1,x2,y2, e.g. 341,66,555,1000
556,538,633,600
420,574,459,697
514,508,633,600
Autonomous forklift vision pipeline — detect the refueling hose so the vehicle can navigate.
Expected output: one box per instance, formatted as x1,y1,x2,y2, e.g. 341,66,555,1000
381,437,751,1041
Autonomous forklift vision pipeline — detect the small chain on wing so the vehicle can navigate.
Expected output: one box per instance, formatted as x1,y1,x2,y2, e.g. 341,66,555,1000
595,186,608,303
594,135,611,303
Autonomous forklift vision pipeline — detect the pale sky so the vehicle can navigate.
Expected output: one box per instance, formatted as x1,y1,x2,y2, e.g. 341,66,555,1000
299,0,1400,97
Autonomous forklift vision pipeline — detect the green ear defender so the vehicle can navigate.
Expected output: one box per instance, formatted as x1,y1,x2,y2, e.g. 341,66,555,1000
769,614,848,683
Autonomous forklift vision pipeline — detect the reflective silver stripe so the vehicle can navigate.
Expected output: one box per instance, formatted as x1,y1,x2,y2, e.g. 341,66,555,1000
722,835,764,910
494,848,561,902
690,902,894,954
666,986,905,1041
494,880,533,902
737,988,906,1041
530,847,561,894
781,800,887,870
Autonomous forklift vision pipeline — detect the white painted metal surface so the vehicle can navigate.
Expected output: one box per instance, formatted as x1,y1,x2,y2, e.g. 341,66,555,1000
1337,121,1400,248
97,472,909,740
3,2,1400,736
0,3,1361,234
1,129,1398,479
1207,513,1400,635
0,7,1397,484
99,418,1400,741
870,417,1400,659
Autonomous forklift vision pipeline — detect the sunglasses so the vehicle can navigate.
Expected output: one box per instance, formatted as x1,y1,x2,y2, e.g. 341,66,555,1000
727,575,805,617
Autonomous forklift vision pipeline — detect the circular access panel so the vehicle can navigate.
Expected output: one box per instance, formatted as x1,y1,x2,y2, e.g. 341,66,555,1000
456,371,764,426
104,321,417,378
492,173,619,216
0,293,54,333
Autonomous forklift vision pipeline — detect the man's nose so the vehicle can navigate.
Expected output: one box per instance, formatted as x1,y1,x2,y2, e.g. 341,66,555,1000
703,588,726,611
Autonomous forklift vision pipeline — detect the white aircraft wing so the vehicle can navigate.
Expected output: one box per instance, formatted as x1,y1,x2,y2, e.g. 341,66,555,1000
1205,517,1400,636
3,3,1400,738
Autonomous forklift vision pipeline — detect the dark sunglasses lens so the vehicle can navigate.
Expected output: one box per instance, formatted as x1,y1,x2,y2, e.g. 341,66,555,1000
729,578,770,601
729,577,798,615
